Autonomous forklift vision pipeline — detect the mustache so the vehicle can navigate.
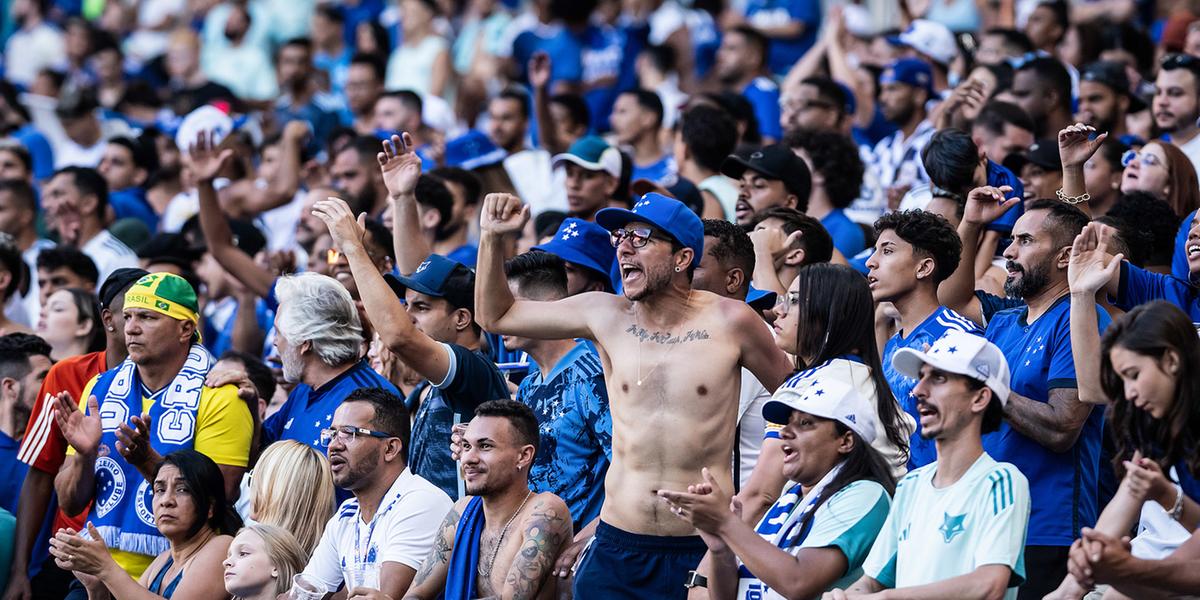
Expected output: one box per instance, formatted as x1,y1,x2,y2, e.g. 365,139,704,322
1005,260,1024,274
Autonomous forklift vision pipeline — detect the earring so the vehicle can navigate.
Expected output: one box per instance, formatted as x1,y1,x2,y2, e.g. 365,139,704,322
674,267,681,272
107,326,115,332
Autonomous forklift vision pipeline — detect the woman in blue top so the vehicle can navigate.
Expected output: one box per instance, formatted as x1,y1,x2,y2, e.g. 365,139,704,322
658,379,895,599
49,450,240,600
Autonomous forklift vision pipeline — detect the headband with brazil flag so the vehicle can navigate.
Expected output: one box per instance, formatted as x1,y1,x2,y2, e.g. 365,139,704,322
124,273,201,338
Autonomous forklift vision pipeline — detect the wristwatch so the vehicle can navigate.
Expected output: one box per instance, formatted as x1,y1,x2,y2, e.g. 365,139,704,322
684,571,708,589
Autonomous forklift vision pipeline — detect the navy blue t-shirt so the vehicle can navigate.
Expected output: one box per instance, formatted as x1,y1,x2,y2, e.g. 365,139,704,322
0,432,28,514
517,341,612,527
406,343,510,499
821,208,866,257
1117,261,1200,320
882,307,983,469
262,360,400,449
982,294,1111,546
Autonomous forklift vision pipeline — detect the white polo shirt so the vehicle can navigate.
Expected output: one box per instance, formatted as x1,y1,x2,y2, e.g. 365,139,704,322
303,467,453,592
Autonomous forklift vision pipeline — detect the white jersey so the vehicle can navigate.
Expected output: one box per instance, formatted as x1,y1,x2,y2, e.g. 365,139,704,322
862,452,1029,599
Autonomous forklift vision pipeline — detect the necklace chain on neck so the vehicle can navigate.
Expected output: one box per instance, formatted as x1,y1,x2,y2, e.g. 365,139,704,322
486,489,534,577
635,291,693,386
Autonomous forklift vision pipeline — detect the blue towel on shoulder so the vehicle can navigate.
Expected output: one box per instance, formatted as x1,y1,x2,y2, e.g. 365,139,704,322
445,496,485,600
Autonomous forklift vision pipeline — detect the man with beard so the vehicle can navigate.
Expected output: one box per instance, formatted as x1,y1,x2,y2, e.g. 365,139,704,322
939,188,1109,599
486,89,567,216
713,25,782,142
300,388,452,599
260,271,399,467
1153,54,1200,173
1077,61,1142,140
0,334,52,512
429,167,483,267
610,89,674,184
472,191,793,598
405,400,572,600
331,136,392,217
872,59,936,211
313,142,509,500
719,145,811,227
830,330,1030,599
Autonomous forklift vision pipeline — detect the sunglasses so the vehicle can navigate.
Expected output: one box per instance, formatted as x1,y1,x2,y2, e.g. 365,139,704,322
1163,53,1200,72
1121,150,1165,169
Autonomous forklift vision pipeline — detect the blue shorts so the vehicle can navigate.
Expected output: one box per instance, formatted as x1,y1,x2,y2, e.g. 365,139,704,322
573,520,706,599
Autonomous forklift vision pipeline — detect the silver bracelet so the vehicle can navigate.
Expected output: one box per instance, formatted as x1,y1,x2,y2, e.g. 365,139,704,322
1171,483,1184,521
1055,188,1090,205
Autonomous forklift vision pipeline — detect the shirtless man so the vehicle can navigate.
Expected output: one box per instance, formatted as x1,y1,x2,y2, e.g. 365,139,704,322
475,192,793,598
403,400,573,600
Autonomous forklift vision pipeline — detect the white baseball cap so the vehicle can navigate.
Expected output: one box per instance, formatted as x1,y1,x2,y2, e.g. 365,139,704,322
892,329,1011,405
762,379,878,444
892,19,958,66
175,105,234,155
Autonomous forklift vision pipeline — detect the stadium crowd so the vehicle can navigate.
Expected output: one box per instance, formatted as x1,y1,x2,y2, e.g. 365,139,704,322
6,0,1200,598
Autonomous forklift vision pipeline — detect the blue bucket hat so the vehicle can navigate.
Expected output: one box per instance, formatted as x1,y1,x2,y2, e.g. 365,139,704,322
595,193,704,267
533,218,616,281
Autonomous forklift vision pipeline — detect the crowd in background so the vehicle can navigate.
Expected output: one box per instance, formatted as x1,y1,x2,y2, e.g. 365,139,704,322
5,0,1200,598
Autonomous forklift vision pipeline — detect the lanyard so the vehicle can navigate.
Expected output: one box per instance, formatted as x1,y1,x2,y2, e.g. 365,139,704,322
354,487,404,565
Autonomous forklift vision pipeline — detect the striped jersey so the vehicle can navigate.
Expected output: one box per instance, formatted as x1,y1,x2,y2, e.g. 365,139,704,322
862,453,1030,598
882,307,983,469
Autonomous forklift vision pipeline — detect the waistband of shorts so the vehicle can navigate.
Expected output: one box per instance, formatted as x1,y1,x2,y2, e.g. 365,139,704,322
595,520,707,553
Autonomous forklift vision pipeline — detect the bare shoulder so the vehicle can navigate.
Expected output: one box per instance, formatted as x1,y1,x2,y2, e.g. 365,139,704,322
710,293,764,327
521,493,572,534
196,534,235,563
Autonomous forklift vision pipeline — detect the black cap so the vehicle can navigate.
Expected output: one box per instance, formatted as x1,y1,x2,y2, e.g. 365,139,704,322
1081,60,1147,113
99,267,151,309
1006,139,1061,172
720,144,812,202
180,216,267,258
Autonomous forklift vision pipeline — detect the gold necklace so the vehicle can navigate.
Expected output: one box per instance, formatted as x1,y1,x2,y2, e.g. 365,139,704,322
485,489,533,577
635,291,693,386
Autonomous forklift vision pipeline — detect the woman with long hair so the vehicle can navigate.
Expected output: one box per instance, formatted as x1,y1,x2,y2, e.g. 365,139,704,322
49,450,241,599
223,524,309,600
246,441,335,555
37,288,105,361
773,264,914,475
658,380,895,599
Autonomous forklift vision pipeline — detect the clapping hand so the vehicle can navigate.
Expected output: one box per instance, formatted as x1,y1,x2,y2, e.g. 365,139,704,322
1067,223,1122,296
115,413,161,472
52,392,101,458
657,468,736,541
49,523,115,578
1058,123,1108,169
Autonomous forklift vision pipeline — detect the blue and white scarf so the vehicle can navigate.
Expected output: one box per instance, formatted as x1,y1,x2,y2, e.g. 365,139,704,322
91,344,214,557
736,463,844,599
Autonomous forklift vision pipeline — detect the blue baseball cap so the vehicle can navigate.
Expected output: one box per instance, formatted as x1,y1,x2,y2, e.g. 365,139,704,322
881,58,934,95
745,285,777,312
384,254,475,310
444,129,507,170
595,193,704,267
533,218,617,282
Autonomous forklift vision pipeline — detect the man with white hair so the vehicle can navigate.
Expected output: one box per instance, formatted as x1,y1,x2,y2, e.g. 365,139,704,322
261,272,400,463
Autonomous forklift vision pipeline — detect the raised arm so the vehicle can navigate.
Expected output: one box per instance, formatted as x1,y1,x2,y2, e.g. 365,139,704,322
379,133,434,275
311,196,452,384
238,120,307,214
475,193,598,341
187,132,275,298
403,503,462,600
938,185,1022,326
1068,223,1123,405
1058,124,1108,219
530,53,569,156
496,495,573,599
52,392,101,517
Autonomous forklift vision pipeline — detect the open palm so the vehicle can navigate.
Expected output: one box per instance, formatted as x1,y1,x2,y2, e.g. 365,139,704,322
183,130,234,182
53,393,102,457
1068,223,1122,295
378,133,422,197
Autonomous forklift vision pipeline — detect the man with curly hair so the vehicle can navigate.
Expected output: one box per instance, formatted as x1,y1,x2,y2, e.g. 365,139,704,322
866,209,983,469
785,129,868,257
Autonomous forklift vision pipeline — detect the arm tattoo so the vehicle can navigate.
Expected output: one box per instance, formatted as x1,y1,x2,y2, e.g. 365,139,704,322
412,505,461,588
503,500,573,600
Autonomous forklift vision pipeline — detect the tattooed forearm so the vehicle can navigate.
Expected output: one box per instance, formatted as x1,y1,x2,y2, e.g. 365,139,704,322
411,505,461,593
625,324,711,344
503,499,574,600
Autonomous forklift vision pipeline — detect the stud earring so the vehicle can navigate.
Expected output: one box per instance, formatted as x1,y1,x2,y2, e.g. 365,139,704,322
674,267,681,272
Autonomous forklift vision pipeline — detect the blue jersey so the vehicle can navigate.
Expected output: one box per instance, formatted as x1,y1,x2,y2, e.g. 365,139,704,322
982,294,1110,546
631,155,675,184
882,307,983,469
1172,208,1196,282
109,187,158,232
743,77,782,141
446,243,479,268
577,24,623,133
512,24,582,86
406,343,510,499
744,0,819,76
517,341,612,527
984,161,1024,235
1117,261,1200,320
0,432,27,514
263,360,400,449
13,124,54,181
822,208,866,258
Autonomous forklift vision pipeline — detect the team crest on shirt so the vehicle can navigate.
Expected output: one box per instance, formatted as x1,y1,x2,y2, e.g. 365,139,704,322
135,480,156,526
939,512,967,542
94,456,126,518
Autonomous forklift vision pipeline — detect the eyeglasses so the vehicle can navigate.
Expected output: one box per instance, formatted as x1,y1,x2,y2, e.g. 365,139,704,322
610,227,665,249
319,425,394,447
773,291,801,317
1121,150,1165,169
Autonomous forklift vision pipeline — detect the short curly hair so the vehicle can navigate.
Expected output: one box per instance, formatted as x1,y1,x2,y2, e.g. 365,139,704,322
872,209,962,283
784,129,864,209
